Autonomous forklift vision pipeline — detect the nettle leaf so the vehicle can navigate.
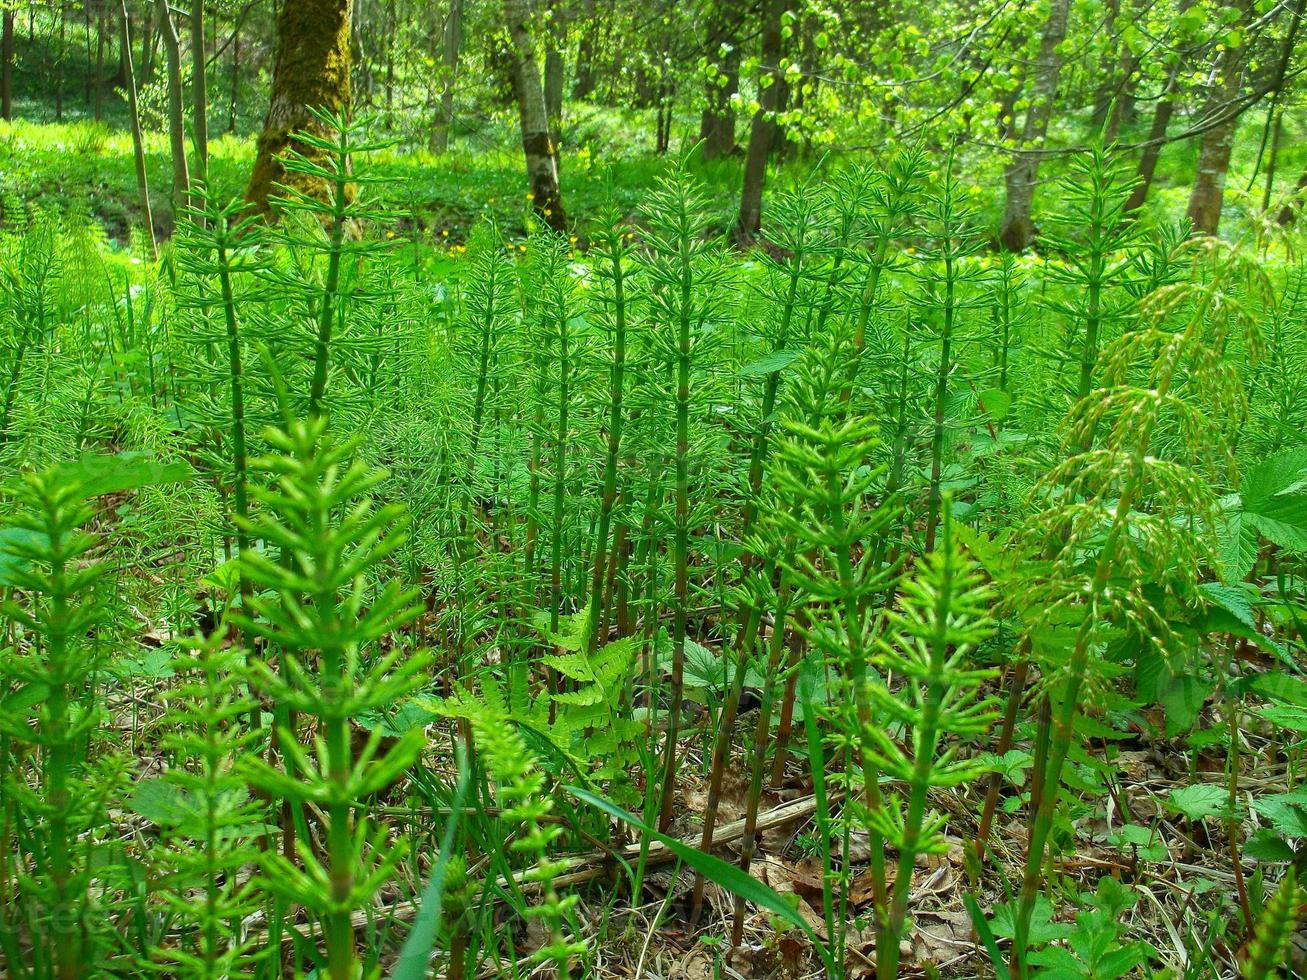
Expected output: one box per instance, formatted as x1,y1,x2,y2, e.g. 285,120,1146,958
1166,784,1228,821
1252,791,1307,840
1244,828,1297,863
357,700,435,737
1199,581,1256,630
739,348,800,377
128,779,196,827
1251,673,1307,707
1258,703,1307,734
1240,449,1307,553
1217,508,1258,583
1107,824,1169,863
991,894,1073,945
0,526,45,587
976,749,1035,787
117,648,176,680
53,451,195,498
1158,674,1213,737
976,387,1012,420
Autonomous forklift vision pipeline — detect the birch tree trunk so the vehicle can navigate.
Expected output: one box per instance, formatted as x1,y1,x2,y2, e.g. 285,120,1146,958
504,0,566,231
245,0,352,215
998,0,1070,252
1185,0,1255,235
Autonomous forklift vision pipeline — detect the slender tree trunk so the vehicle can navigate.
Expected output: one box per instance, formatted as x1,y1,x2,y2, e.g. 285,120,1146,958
191,0,209,181
94,5,105,120
1090,0,1121,130
571,0,597,98
543,0,564,134
503,0,566,231
998,0,1070,251
734,0,783,242
55,1,65,121
157,0,191,219
699,0,744,157
1263,110,1283,213
2,9,13,121
1248,0,1305,210
1124,34,1187,214
1277,168,1307,225
1185,0,1254,236
229,17,239,133
120,0,157,259
85,0,93,108
140,3,155,81
431,0,463,153
245,0,352,215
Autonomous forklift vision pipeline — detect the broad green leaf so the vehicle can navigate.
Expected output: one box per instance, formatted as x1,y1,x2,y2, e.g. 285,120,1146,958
1158,675,1213,736
1108,824,1169,862
128,779,195,826
1244,828,1297,863
1218,510,1257,583
977,387,1012,420
1241,449,1307,553
991,894,1073,945
1259,703,1307,734
52,451,195,498
1199,582,1256,630
739,348,800,377
1166,784,1227,821
0,526,44,587
1252,673,1307,707
1252,793,1307,840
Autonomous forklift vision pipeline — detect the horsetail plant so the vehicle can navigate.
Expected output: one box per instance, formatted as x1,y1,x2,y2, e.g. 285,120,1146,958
639,162,730,831
865,510,999,978
468,703,586,978
264,108,395,416
233,416,431,980
174,185,267,584
1008,238,1261,975
1241,869,1302,980
147,626,266,978
772,337,899,939
526,229,585,638
0,216,58,450
583,210,638,657
911,147,986,553
1038,139,1141,407
0,469,110,980
688,184,832,921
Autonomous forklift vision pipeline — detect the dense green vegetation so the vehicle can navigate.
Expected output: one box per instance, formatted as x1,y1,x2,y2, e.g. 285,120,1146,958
2,1,1307,978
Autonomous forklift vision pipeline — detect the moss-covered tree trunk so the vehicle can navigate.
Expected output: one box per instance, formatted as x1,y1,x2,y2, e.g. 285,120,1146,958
503,0,566,231
245,0,352,215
